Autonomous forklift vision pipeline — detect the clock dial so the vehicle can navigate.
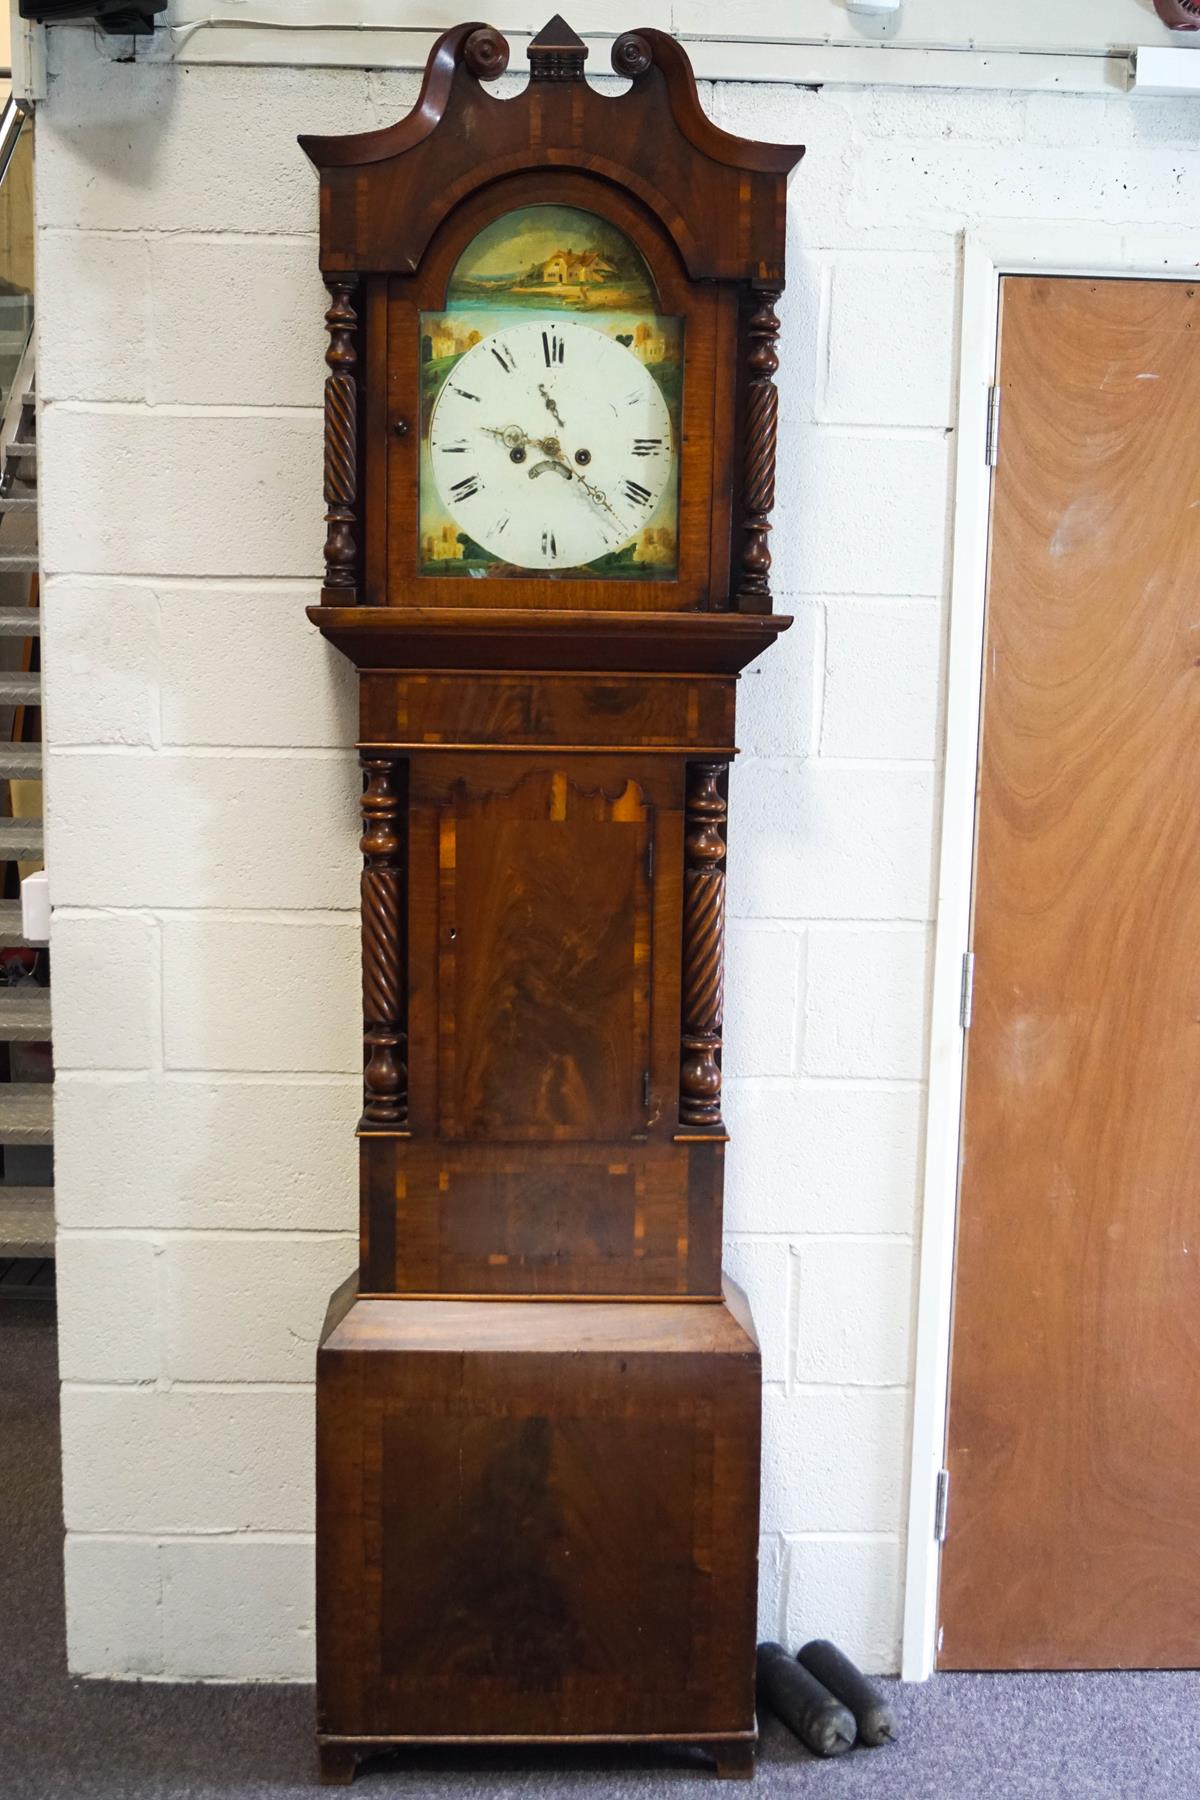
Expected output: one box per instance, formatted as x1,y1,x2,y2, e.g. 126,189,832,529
427,320,674,573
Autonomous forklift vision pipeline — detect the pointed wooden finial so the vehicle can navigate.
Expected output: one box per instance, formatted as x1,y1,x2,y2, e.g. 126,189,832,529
528,13,588,81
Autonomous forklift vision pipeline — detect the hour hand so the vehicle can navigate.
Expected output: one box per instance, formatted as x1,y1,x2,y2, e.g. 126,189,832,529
483,423,567,460
482,424,529,451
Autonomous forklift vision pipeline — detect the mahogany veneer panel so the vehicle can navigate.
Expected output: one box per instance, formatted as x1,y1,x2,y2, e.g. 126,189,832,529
450,812,647,1138
400,752,687,1148
360,672,736,749
317,1278,761,1750
360,1138,724,1298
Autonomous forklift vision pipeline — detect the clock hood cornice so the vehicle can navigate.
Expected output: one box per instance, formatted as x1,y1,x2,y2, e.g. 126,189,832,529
299,19,804,285
306,605,792,676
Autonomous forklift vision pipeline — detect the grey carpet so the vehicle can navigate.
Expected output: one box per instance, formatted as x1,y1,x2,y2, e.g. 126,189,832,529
3,1296,1200,1799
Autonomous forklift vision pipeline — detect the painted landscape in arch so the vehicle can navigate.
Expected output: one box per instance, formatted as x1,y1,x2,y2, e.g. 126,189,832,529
418,204,682,580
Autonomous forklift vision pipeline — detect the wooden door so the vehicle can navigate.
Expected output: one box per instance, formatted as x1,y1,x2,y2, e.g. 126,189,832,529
410,755,659,1144
940,276,1200,1670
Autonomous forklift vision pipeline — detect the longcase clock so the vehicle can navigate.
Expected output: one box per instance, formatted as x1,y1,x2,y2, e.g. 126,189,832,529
300,18,802,1784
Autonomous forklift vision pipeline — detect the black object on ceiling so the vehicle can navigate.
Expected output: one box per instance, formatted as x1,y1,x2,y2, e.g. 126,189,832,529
19,0,167,34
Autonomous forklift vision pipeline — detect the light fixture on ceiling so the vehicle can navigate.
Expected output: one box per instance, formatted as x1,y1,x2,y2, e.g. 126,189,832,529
845,0,903,38
1133,46,1200,92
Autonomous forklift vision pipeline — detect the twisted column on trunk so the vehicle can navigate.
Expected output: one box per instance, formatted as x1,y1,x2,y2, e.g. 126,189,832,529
735,289,781,613
360,757,406,1126
322,275,359,594
680,762,728,1129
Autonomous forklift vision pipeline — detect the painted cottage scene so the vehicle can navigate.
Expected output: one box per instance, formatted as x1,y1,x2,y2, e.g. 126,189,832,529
418,203,682,578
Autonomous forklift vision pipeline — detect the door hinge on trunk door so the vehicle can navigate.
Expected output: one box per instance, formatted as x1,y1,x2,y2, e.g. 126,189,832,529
934,1468,951,1543
985,385,1001,467
959,952,975,1029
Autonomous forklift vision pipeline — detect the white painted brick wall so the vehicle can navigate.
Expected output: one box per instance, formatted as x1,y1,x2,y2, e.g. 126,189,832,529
160,918,360,1072
820,599,944,761
761,1386,908,1534
161,1539,316,1681
63,1534,318,1681
50,912,161,1070
803,927,930,1081
56,1233,162,1383
46,753,360,909
37,20,1200,1682
53,1075,359,1230
40,409,324,578
729,762,937,922
42,578,357,750
64,1536,164,1678
161,1235,355,1382
782,1537,904,1674
821,256,957,428
42,584,160,747
772,428,951,596
60,1387,314,1534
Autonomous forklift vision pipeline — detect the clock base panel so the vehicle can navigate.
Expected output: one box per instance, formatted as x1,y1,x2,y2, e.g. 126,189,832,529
316,1730,756,1785
316,1280,761,1764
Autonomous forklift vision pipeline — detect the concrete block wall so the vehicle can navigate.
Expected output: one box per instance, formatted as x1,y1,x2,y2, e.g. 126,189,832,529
37,22,1200,1680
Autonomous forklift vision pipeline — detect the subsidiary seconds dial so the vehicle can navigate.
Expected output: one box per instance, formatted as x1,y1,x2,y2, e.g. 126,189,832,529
427,319,674,572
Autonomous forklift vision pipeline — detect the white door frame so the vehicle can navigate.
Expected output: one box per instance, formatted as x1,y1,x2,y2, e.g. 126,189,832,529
901,219,1200,1683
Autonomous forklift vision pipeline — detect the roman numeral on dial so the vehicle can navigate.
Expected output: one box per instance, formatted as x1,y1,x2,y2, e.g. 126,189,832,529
427,317,674,573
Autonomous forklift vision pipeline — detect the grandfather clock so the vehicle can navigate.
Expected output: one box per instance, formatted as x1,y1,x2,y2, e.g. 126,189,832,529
301,20,801,1784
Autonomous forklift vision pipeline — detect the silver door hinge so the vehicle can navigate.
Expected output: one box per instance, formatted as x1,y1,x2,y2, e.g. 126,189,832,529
646,839,654,883
959,952,975,1029
643,1070,652,1108
934,1468,951,1543
985,385,1001,467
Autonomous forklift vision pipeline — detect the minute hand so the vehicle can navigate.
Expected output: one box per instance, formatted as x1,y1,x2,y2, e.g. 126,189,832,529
568,468,625,531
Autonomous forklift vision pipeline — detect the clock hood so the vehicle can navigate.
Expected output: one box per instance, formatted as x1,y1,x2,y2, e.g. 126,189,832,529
298,19,804,285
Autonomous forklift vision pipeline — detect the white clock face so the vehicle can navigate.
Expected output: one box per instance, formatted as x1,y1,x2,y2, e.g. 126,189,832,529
427,319,675,573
